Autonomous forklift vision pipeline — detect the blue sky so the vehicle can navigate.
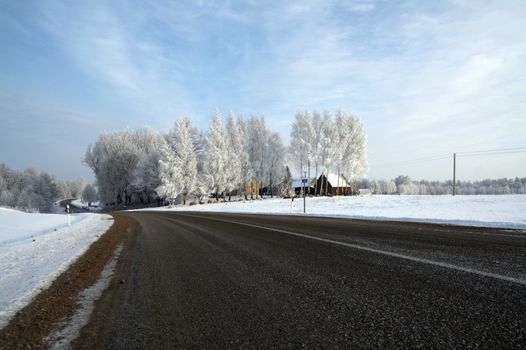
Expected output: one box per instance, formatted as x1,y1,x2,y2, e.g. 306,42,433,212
1,0,525,181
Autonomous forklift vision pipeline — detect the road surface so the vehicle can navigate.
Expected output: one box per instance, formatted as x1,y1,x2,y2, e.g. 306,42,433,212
74,212,526,348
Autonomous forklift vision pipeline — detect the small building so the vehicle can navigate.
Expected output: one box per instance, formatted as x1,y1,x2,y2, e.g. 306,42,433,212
243,179,262,198
316,173,353,196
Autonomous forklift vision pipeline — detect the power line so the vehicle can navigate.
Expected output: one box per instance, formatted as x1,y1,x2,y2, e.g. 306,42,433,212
457,149,526,158
457,147,526,156
370,155,450,168
370,147,526,168
370,153,450,168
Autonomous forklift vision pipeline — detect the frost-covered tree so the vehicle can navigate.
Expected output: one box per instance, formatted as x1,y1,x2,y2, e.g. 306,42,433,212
132,151,162,204
82,184,98,205
394,175,423,195
84,129,141,205
130,127,165,204
84,127,168,206
279,166,293,197
204,110,229,200
265,132,285,197
333,111,349,195
167,118,198,204
157,137,182,203
311,111,322,186
318,112,335,195
225,112,243,200
289,111,316,178
54,177,86,200
341,114,367,188
192,129,211,202
237,117,253,199
333,111,368,194
0,163,63,212
246,116,269,198
288,109,367,196
289,112,306,177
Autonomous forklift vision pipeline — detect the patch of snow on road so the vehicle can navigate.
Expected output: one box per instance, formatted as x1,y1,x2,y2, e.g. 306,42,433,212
141,195,526,229
0,208,113,329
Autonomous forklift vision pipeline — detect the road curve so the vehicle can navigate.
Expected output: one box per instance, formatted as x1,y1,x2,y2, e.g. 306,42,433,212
74,212,526,348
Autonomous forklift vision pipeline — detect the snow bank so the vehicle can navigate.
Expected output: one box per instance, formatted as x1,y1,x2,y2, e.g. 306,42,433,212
0,208,113,329
143,195,526,229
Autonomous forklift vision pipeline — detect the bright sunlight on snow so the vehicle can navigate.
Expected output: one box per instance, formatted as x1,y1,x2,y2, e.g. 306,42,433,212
144,195,526,230
0,208,113,329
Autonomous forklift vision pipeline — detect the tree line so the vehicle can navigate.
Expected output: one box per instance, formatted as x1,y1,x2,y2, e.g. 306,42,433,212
359,176,526,195
0,163,88,213
83,109,370,207
289,110,367,194
83,111,290,206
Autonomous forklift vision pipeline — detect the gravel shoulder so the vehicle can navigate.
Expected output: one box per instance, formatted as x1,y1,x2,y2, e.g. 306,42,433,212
0,214,133,350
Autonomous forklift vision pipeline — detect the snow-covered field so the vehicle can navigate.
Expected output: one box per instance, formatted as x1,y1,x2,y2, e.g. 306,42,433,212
0,207,113,329
143,195,526,229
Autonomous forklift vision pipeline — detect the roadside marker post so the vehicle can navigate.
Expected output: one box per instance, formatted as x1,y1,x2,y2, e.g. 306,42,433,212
66,204,71,226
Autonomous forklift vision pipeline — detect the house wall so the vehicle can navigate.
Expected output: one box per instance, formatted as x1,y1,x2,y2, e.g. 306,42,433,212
243,180,261,197
315,174,354,196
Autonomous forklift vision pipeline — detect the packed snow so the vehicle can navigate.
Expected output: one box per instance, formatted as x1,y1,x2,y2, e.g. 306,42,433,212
142,195,526,229
0,207,113,329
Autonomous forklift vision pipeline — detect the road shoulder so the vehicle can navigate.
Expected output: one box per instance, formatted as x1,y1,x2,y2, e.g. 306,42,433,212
0,213,133,349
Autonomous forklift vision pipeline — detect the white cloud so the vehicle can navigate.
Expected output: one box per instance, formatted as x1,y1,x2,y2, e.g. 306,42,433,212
342,1,376,13
25,0,526,179
36,1,196,123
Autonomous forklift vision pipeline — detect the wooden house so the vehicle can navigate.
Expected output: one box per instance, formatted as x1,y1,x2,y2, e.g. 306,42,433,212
315,173,353,196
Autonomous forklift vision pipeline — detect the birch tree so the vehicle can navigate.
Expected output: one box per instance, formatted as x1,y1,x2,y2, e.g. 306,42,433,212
237,117,252,199
265,132,285,197
171,118,198,204
225,112,242,200
157,137,182,204
204,110,228,200
318,112,335,195
246,116,268,198
341,114,367,192
192,129,211,202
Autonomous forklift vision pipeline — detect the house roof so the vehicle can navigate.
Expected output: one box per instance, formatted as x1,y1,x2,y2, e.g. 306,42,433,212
321,173,350,187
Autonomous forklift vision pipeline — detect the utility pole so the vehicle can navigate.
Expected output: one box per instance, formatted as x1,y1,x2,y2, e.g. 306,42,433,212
452,153,456,196
303,171,307,213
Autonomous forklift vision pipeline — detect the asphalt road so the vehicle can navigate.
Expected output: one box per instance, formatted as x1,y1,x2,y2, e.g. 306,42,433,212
74,212,526,349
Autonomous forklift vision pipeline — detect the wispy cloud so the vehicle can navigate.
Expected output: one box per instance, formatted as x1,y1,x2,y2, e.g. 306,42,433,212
36,1,196,124
1,0,525,180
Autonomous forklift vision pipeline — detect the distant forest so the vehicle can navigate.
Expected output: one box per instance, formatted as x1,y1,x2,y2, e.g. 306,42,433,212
0,163,87,213
1,161,524,213
358,176,526,195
